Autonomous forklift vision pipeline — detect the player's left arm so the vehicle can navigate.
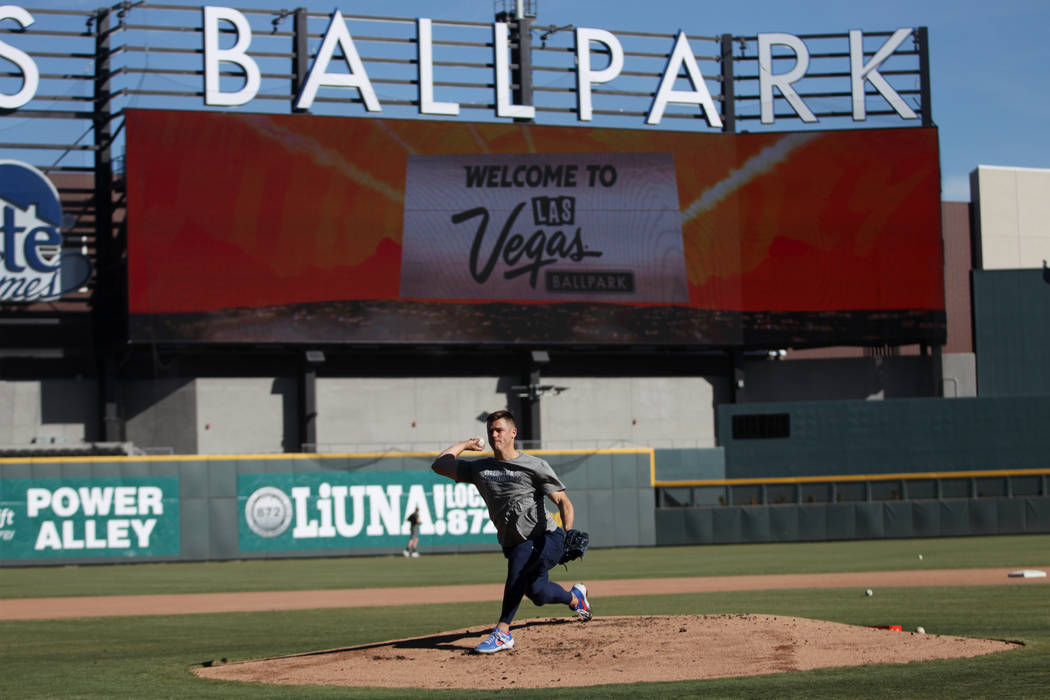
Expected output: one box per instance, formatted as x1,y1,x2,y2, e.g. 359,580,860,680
547,490,574,532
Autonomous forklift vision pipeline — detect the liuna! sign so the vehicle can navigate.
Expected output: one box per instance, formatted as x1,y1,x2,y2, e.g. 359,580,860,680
238,471,496,552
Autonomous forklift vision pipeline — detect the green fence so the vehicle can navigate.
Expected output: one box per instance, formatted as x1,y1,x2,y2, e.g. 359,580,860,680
0,449,655,566
656,498,1050,545
654,469,1050,545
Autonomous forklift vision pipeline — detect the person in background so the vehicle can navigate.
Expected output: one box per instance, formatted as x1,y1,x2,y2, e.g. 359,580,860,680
404,507,421,558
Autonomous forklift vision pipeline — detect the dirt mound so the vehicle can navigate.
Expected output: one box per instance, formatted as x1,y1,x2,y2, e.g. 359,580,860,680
194,614,1019,690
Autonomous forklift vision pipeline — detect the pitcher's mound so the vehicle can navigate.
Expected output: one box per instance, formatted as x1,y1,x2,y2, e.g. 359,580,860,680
195,614,1018,690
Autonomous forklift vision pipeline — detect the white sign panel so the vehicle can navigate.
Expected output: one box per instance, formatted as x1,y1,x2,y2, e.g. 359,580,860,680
400,152,688,303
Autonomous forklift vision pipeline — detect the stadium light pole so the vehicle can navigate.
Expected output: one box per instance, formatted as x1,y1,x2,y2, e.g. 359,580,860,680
93,6,122,443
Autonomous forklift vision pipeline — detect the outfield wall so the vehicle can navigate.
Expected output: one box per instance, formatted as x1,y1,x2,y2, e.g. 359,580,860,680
655,497,1050,545
0,450,655,566
651,395,1050,545
717,396,1050,479
973,268,1050,397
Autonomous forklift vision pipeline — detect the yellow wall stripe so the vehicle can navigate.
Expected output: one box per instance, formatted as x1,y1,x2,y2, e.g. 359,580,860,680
655,467,1050,488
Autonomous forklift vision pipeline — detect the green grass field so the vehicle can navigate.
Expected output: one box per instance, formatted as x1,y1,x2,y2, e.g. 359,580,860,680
2,535,1049,699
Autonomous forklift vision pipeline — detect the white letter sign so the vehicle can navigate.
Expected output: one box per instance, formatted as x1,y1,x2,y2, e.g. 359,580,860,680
574,27,624,121
0,6,40,110
646,32,722,128
296,10,381,112
758,33,816,124
202,6,260,107
493,22,535,119
417,18,459,116
850,28,917,121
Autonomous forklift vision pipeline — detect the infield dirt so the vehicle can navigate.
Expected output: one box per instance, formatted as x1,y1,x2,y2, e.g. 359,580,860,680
193,611,1021,689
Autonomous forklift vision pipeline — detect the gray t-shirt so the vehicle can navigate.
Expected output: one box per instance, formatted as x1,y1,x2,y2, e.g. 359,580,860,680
455,451,565,546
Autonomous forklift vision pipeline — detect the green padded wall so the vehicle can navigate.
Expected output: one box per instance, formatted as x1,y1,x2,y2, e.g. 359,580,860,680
656,497,1050,545
973,269,1050,397
718,396,1050,478
0,450,654,566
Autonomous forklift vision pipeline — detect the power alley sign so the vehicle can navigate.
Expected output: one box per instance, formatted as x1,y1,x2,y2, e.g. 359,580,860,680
0,477,180,559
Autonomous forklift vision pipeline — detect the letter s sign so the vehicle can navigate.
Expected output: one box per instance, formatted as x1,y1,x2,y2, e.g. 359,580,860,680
0,6,40,110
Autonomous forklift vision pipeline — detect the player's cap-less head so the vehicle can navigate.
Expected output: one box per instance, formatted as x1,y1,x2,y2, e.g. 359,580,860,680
486,410,517,454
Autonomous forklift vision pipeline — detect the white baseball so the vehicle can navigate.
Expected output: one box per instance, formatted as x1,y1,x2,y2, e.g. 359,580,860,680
916,626,926,634
865,588,873,596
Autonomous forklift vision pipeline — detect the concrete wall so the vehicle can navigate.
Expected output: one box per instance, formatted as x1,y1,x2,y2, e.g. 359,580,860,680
738,356,937,403
312,375,728,451
4,361,956,455
196,378,293,455
12,373,730,454
123,379,197,454
0,379,97,445
942,353,977,398
970,165,1050,269
316,376,521,451
542,375,727,448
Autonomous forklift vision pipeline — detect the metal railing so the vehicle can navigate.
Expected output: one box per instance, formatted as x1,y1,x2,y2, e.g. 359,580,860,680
3,4,929,173
656,469,1050,508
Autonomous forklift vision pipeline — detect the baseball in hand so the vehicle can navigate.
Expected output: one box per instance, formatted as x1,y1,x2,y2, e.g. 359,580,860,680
470,437,485,450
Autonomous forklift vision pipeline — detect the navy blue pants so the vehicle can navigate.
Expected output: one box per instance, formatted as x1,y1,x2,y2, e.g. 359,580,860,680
499,527,571,625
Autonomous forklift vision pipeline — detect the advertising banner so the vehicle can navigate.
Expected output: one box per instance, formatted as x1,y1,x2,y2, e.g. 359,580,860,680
125,110,945,347
0,160,92,302
400,152,688,303
0,476,179,559
239,471,497,552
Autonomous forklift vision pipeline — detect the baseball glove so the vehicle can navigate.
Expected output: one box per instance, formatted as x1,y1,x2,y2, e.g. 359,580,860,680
559,528,590,565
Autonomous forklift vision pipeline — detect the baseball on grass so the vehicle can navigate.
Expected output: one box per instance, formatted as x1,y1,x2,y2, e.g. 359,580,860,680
916,626,926,634
865,588,873,596
918,554,924,560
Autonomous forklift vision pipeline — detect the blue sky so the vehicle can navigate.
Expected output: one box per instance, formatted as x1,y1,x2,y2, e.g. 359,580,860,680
38,1,1050,201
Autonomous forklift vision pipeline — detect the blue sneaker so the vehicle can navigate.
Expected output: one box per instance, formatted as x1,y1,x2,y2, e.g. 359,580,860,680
570,583,592,621
475,627,514,653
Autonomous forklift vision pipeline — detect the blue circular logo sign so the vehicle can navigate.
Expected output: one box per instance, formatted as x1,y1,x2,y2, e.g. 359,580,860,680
0,160,92,302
